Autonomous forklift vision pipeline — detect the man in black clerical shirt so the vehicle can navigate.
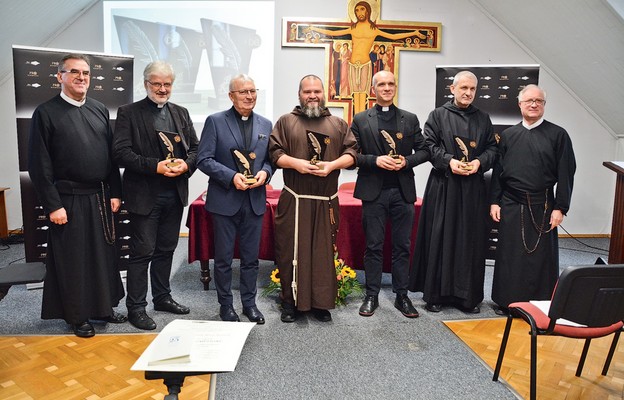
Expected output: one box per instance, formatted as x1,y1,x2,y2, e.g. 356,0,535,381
196,74,273,323
351,70,429,318
29,53,126,338
490,84,576,315
113,61,199,330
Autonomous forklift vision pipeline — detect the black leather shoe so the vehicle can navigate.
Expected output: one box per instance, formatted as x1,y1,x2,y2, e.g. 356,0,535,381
72,322,95,338
154,298,190,315
494,306,509,316
312,308,332,322
220,305,240,322
128,310,157,330
280,303,296,323
92,311,128,324
359,295,379,316
395,294,419,318
242,306,265,324
425,303,442,313
461,305,481,314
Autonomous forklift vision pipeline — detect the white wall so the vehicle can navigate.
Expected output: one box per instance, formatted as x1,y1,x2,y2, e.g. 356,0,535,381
0,0,617,235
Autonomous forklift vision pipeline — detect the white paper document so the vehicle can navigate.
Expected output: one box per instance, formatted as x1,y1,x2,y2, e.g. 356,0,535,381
147,330,192,366
132,319,256,372
529,300,587,327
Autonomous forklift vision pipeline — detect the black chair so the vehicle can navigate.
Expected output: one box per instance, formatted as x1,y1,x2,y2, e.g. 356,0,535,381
492,264,624,400
0,262,46,301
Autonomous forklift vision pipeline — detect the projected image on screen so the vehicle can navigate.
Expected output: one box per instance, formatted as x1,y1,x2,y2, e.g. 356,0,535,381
104,1,274,120
200,18,261,109
114,15,204,103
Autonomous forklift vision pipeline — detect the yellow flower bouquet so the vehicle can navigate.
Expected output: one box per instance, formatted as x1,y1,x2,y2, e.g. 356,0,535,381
261,252,363,306
262,268,282,296
334,254,364,306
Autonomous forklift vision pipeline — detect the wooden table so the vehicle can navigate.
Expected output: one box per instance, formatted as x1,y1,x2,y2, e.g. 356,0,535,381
603,161,624,263
186,189,422,289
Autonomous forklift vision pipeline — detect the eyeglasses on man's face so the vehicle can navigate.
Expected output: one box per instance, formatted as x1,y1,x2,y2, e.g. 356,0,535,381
231,89,258,96
60,69,90,77
520,99,546,106
146,81,173,89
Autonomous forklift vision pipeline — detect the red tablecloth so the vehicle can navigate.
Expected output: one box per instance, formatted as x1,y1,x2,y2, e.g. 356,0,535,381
187,189,421,273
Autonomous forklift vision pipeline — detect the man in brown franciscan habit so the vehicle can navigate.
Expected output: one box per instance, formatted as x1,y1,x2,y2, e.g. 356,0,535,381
269,74,357,323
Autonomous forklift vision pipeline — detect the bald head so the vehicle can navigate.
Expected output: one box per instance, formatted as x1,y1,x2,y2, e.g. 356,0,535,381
372,71,396,107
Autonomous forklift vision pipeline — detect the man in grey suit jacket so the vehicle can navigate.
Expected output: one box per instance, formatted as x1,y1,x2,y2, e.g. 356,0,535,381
197,74,273,324
113,61,199,330
351,71,429,318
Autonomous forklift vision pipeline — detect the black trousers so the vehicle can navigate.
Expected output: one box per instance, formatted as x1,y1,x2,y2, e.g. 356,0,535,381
126,190,183,313
362,188,414,296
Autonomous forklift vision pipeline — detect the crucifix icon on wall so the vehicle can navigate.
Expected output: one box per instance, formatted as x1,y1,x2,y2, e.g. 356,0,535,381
282,0,441,124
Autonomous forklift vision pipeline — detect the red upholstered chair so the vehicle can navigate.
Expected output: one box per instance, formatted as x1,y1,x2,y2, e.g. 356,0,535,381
492,264,624,400
338,182,356,191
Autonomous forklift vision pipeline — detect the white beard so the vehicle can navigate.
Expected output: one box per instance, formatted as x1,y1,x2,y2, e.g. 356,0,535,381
300,99,325,118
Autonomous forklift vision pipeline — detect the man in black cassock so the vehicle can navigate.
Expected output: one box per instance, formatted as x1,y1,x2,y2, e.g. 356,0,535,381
490,84,576,315
29,54,126,338
113,61,198,330
409,71,497,314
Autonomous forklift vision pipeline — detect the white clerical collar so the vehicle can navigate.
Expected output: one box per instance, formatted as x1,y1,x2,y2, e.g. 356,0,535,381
60,91,86,107
375,103,391,112
151,100,167,109
234,108,252,121
523,118,544,130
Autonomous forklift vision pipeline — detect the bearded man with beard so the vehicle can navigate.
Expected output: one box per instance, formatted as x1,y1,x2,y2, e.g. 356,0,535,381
269,75,358,323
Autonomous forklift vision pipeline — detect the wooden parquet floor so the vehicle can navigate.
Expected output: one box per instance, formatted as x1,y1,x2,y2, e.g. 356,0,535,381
0,334,211,399
2,321,622,399
445,318,624,400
